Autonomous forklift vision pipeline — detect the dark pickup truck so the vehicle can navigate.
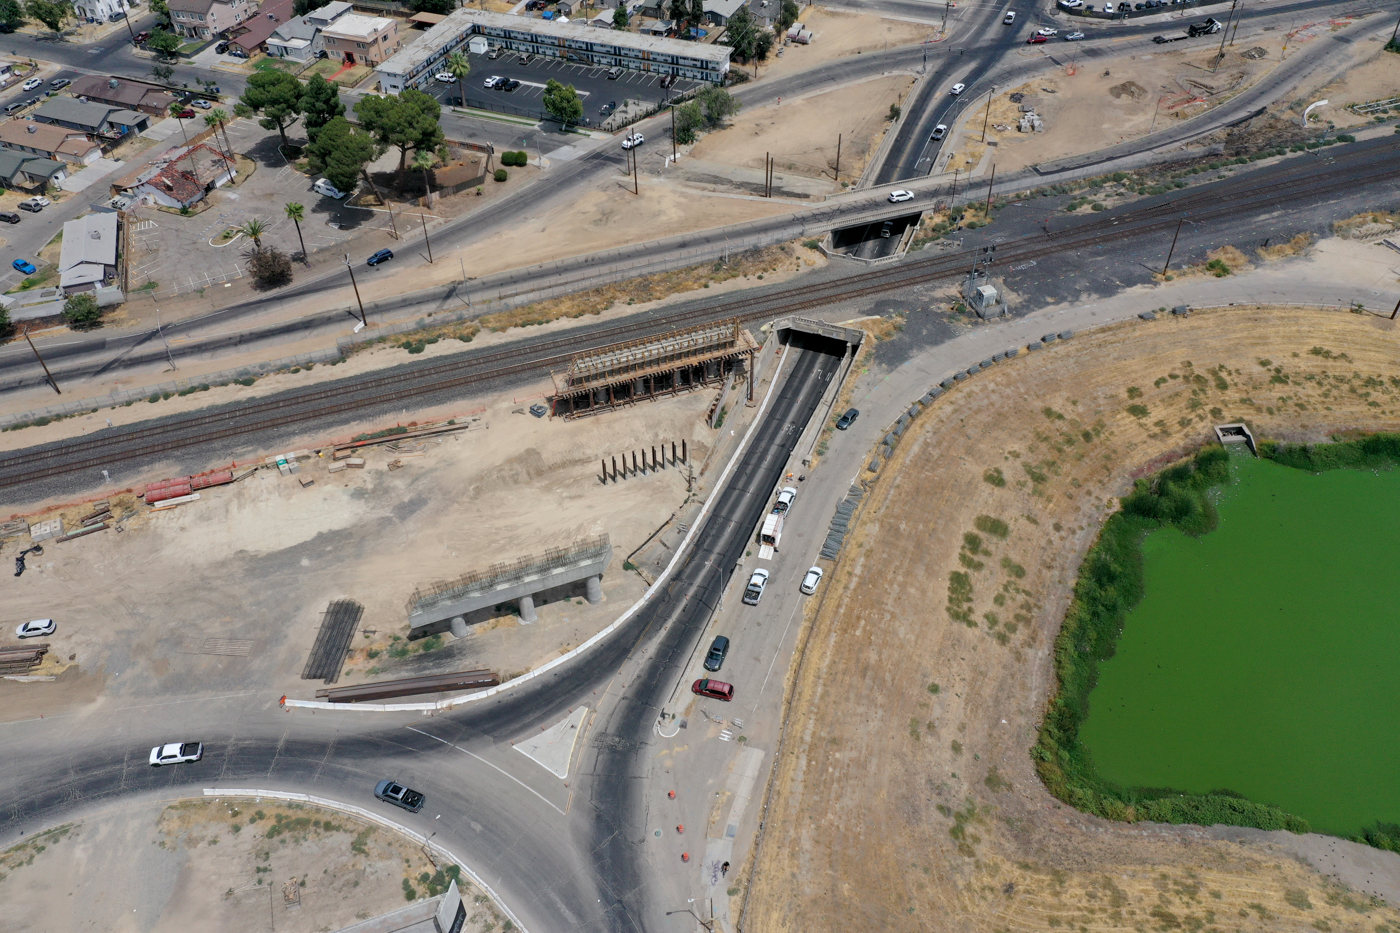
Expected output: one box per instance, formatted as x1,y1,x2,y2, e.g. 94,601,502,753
374,779,425,812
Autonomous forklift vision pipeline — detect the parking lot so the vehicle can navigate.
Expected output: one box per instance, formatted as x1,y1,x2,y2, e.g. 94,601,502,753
424,50,700,129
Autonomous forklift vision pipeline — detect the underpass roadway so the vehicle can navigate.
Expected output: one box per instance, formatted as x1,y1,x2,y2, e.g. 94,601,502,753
0,331,845,933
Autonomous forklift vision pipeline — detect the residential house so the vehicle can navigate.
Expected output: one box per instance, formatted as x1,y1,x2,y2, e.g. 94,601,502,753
168,0,255,39
266,0,350,61
0,150,66,191
640,18,675,34
587,9,614,27
126,143,235,209
231,0,297,57
70,76,176,117
555,0,580,14
321,13,400,66
74,0,131,24
702,0,747,25
58,212,119,293
0,121,103,165
633,0,665,19
34,98,149,141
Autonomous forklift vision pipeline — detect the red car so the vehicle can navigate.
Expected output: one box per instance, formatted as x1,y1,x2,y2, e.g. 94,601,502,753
1027,34,1049,43
692,679,734,701
174,108,196,118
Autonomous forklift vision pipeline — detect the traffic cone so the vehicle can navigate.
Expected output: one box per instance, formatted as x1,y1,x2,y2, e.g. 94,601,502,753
676,824,684,834
668,790,675,799
681,852,690,862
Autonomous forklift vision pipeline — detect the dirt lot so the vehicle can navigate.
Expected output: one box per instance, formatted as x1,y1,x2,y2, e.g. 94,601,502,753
754,7,939,81
0,798,507,933
744,306,1400,932
1307,39,1400,129
690,74,915,185
0,383,722,720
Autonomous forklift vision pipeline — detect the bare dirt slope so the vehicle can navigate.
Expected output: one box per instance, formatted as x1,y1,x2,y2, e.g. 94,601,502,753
744,306,1400,933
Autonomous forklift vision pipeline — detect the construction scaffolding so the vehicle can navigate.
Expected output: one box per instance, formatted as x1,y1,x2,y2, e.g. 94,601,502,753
551,319,760,419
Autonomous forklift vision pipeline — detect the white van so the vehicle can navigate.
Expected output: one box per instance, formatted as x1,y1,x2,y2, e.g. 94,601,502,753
313,178,347,199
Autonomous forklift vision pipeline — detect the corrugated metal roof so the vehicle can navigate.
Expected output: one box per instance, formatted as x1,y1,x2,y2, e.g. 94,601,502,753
60,212,118,273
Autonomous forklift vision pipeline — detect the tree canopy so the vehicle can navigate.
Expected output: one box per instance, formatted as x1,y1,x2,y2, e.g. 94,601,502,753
239,70,304,145
409,0,454,12
62,292,103,331
300,74,343,144
147,28,181,57
0,0,26,33
723,7,772,68
24,0,68,32
612,3,627,28
307,115,378,194
292,0,328,15
695,85,740,127
354,89,443,176
542,79,583,127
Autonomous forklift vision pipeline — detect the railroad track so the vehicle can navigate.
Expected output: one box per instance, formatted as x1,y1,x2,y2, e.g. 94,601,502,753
2,141,1396,493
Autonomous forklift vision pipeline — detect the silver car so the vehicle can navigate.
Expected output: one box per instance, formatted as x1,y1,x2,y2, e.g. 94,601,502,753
15,618,55,638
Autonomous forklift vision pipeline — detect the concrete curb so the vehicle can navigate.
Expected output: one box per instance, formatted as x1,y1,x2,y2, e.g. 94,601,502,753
202,787,529,933
284,342,792,714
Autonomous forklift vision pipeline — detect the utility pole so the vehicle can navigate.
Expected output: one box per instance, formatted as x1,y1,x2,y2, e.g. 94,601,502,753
155,305,176,371
983,163,995,217
119,1,137,43
419,212,433,263
23,328,59,394
632,143,639,195
670,106,677,162
1229,1,1243,46
1391,5,1400,45
1162,217,1185,276
1390,293,1400,320
344,254,367,327
980,86,996,142
949,167,958,205
1214,0,1236,71
765,151,769,197
834,133,841,183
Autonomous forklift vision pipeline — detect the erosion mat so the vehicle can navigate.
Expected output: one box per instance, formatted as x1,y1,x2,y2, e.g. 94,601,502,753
1056,438,1400,844
743,307,1400,933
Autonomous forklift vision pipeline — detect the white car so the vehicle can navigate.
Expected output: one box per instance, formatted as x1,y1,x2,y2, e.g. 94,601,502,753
149,742,204,766
1058,0,1083,7
30,195,50,207
741,569,769,606
15,618,55,638
888,189,915,203
193,99,212,109
1037,27,1058,36
773,486,797,513
312,178,347,199
800,567,824,595
949,83,966,96
434,72,456,83
22,77,41,92
1064,31,1085,40
930,124,948,141
483,75,504,88
621,132,645,149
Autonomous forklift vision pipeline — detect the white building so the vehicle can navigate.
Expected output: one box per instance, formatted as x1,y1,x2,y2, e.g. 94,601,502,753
73,0,130,23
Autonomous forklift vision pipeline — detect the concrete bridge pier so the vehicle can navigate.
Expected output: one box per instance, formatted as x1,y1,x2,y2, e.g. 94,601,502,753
450,616,468,638
586,575,602,604
519,594,537,623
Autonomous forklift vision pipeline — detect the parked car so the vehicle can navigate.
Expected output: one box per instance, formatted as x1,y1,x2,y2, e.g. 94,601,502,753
15,618,54,638
949,82,965,95
659,74,677,89
134,30,150,42
174,108,196,118
1037,27,1057,36
149,742,203,766
742,569,769,605
529,403,548,417
930,124,948,141
374,779,425,812
607,66,624,79
3,101,24,114
367,248,394,266
518,53,533,64
193,99,212,109
1027,34,1049,43
215,40,229,53
487,47,502,59
483,75,504,88
880,220,894,238
0,211,19,224
312,178,347,199
621,132,644,149
599,101,615,115
17,198,42,213
691,678,734,701
703,635,730,672
22,77,41,92
1058,0,1083,7
800,567,824,595
502,78,520,91
773,486,797,513
835,407,859,430
1065,31,1086,40
888,189,915,203
435,71,455,82
31,196,52,207
49,77,70,89
12,258,36,274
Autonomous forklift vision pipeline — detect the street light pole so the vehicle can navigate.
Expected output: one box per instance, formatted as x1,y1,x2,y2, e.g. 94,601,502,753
1162,217,1185,276
980,86,996,142
343,254,367,327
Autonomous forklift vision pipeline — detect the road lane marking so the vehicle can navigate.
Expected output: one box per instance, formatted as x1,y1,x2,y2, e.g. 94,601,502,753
406,725,566,815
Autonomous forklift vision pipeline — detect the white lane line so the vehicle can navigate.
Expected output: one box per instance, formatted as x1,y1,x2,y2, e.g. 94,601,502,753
406,725,566,815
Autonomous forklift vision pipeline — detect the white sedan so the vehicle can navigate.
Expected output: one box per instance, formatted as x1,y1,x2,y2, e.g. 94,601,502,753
800,567,824,595
888,189,915,203
621,132,645,149
483,75,504,88
435,72,456,83
16,618,55,638
30,195,51,207
949,83,966,96
150,742,204,766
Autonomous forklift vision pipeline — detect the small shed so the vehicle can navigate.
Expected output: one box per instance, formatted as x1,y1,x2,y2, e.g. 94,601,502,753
468,34,489,53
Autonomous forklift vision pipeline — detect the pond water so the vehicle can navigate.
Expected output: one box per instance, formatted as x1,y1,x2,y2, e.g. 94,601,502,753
1079,452,1400,836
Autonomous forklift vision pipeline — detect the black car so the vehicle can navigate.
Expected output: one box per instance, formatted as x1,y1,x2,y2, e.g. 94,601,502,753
374,779,425,812
835,407,859,430
367,248,394,266
503,78,520,91
660,74,677,89
0,212,20,224
216,41,229,53
703,635,730,672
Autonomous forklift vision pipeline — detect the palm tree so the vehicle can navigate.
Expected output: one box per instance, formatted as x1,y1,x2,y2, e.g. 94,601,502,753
207,107,234,156
412,150,435,203
239,218,267,249
284,203,307,261
446,50,470,111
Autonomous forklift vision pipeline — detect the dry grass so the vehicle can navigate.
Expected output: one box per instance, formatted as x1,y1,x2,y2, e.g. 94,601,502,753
744,305,1400,933
1333,211,1398,239
1257,233,1315,261
476,243,804,332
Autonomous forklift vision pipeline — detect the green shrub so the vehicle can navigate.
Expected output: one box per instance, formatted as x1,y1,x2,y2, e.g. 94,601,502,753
1091,202,1105,211
1035,446,1312,836
494,168,507,182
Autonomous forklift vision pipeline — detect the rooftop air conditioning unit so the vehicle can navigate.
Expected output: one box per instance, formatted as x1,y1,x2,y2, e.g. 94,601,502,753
109,78,119,88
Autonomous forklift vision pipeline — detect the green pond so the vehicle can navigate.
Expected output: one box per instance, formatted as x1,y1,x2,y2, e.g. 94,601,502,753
1080,452,1400,837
